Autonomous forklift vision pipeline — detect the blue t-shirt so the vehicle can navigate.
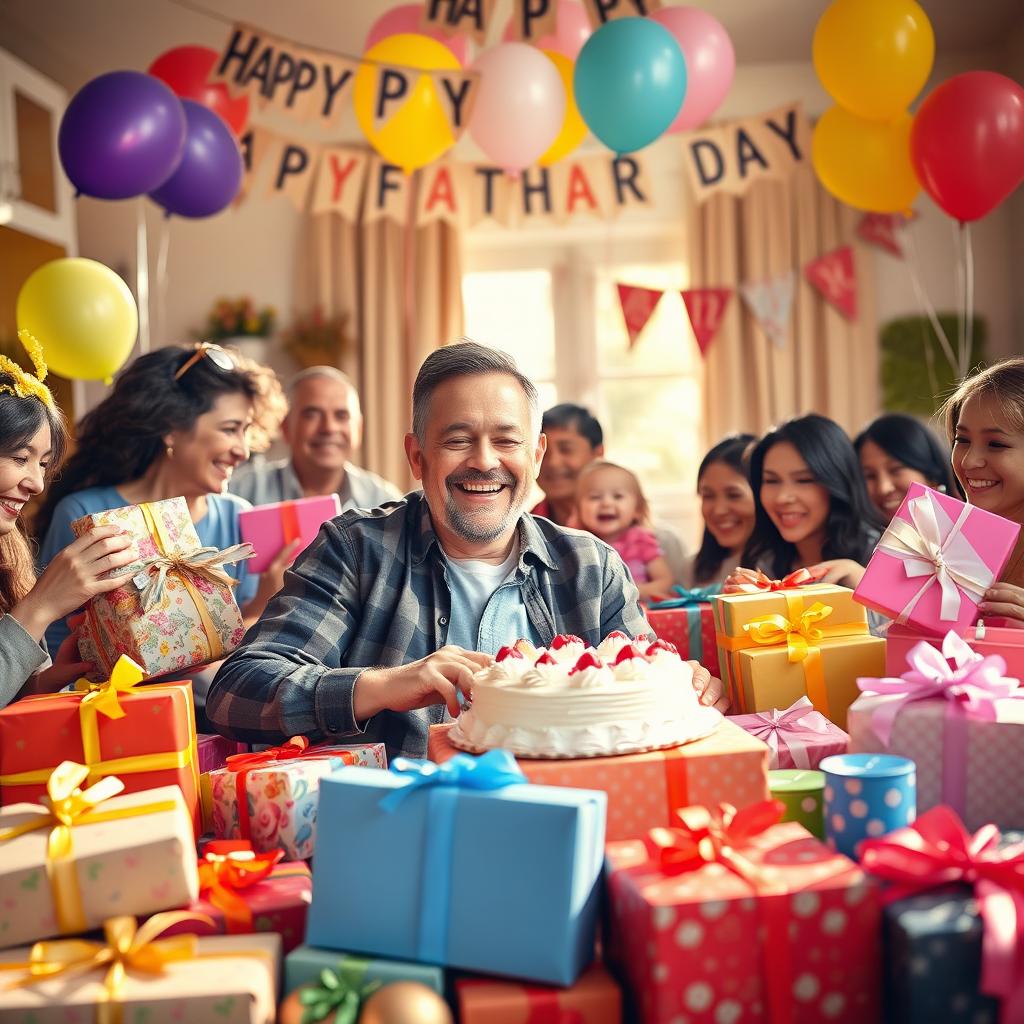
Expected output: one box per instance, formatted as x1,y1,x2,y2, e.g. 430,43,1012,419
37,486,257,654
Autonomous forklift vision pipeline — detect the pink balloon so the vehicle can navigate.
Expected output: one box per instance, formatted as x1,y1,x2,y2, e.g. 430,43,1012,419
651,6,735,133
469,43,566,174
364,3,468,65
501,0,591,59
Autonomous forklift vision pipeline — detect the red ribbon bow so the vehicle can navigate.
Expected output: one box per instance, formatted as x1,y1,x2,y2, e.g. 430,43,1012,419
726,567,821,594
861,806,1024,1022
197,840,284,932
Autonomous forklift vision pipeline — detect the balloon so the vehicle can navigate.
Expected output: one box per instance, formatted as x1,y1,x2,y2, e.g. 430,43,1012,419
365,3,469,65
538,50,587,166
148,45,250,137
812,106,919,214
16,258,138,382
354,34,461,174
813,0,934,121
650,6,734,133
358,983,453,1024
468,43,565,174
574,18,686,155
58,70,186,200
910,71,1024,223
502,0,591,59
148,99,243,218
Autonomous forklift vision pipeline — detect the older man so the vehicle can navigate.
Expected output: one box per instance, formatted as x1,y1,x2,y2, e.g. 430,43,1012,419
230,365,400,511
208,342,724,761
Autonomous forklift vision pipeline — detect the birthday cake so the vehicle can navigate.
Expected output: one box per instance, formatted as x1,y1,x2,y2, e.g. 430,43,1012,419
448,631,721,759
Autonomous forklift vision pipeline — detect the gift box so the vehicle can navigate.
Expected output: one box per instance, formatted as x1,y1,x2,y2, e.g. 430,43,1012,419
456,963,622,1024
0,762,198,948
305,752,606,985
239,493,342,574
886,621,1024,679
284,945,444,999
769,768,825,838
155,841,311,954
0,919,279,1023
429,718,769,842
605,803,881,1023
72,495,252,680
646,585,721,676
854,482,1020,635
0,656,202,835
713,582,883,727
209,736,387,859
732,696,849,769
860,807,1024,1023
198,732,247,774
849,631,1024,833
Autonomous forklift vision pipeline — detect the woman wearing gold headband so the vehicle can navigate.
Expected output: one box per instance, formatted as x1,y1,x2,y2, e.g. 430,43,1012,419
0,335,138,705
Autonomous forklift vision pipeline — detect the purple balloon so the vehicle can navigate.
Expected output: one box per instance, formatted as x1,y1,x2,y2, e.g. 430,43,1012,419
58,70,187,200
148,100,243,218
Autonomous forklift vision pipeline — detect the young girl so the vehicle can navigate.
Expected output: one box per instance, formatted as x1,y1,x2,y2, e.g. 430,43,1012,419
855,413,960,521
576,460,673,601
734,414,882,588
941,357,1024,625
682,434,756,588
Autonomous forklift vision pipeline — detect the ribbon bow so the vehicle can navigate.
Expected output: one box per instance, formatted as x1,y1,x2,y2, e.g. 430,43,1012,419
743,602,833,663
74,656,146,721
745,697,832,769
648,584,722,609
380,749,525,811
198,841,284,932
136,542,254,612
860,806,1024,1022
726,567,820,594
38,762,126,863
877,490,993,624
298,966,381,1024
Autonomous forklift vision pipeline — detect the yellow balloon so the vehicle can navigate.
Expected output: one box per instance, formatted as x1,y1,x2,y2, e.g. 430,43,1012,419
538,50,587,167
16,258,138,382
355,34,461,174
812,106,920,214
813,0,934,121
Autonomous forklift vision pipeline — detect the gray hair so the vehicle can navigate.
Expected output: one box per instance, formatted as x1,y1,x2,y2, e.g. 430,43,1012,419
411,339,540,442
286,365,360,412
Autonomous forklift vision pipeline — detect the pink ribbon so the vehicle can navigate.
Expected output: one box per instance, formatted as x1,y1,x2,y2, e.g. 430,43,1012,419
860,806,1024,1023
745,697,832,769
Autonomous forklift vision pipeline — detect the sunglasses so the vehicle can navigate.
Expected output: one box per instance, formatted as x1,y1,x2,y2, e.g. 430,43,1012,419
173,342,236,382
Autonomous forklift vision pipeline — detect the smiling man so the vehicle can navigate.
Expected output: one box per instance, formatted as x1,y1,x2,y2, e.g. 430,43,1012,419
207,341,725,761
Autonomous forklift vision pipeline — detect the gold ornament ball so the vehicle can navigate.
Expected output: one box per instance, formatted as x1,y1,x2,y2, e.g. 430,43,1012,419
358,982,453,1024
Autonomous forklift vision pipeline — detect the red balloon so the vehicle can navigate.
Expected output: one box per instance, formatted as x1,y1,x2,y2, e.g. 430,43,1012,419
910,71,1024,223
148,45,250,137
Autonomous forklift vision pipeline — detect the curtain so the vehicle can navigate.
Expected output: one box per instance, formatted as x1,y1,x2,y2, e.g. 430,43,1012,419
690,161,879,445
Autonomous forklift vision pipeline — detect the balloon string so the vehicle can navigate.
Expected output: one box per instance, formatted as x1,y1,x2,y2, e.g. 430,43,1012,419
964,222,975,374
136,200,150,355
155,218,171,347
952,219,966,378
904,224,958,376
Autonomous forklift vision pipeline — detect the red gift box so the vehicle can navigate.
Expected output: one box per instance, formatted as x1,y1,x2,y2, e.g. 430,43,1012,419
646,604,720,677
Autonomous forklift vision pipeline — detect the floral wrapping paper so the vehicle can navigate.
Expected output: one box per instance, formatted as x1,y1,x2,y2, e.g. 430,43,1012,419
209,744,387,859
72,496,247,680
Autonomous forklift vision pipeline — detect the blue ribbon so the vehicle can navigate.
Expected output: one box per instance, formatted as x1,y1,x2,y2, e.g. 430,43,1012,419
378,750,525,963
647,584,722,609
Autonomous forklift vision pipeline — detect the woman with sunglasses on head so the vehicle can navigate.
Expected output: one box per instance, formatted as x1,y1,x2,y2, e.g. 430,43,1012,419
35,343,288,657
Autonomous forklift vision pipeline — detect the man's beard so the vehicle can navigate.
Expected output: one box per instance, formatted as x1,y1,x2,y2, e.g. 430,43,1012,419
445,469,524,543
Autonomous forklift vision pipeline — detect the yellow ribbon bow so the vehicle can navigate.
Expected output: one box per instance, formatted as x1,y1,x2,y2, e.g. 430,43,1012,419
74,656,146,721
743,601,834,663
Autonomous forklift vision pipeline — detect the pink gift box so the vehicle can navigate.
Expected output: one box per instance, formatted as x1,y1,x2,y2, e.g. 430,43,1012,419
885,622,1024,680
239,494,341,573
197,733,247,775
731,697,849,770
854,482,1019,634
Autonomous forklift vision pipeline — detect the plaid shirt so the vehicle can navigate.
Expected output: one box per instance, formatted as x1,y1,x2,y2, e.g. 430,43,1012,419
207,491,650,761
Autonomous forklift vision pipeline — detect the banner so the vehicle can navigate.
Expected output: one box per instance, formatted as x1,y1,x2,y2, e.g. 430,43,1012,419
680,102,811,202
857,213,905,258
682,288,732,356
804,245,858,321
580,0,664,27
421,0,499,44
310,147,370,218
617,284,664,349
740,272,795,349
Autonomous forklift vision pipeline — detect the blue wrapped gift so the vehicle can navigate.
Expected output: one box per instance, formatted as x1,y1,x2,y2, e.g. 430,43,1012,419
284,945,444,997
305,750,607,985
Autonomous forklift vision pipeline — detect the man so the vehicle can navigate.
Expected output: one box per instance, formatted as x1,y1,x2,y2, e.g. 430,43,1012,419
230,366,400,511
534,403,688,582
207,342,724,761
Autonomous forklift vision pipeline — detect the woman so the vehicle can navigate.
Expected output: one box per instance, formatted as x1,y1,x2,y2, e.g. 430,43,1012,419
737,414,882,588
0,339,137,705
36,342,289,655
681,434,756,588
855,413,960,521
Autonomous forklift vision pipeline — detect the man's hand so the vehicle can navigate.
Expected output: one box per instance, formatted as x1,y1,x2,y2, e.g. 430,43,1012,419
354,646,495,721
689,660,729,712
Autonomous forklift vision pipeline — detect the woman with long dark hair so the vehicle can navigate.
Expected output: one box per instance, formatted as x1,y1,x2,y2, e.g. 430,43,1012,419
36,343,288,655
855,413,960,521
738,414,883,588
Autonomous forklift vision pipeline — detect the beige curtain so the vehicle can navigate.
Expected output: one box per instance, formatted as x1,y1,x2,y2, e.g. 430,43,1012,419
297,201,464,490
691,161,879,445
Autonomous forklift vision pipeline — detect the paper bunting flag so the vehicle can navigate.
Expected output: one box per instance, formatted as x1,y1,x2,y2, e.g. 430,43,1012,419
804,245,858,321
856,213,903,257
617,284,664,350
681,288,732,357
739,272,795,349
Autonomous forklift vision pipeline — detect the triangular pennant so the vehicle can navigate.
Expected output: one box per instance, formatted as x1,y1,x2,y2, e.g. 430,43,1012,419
804,245,858,321
427,70,480,140
422,0,497,45
371,63,418,133
617,284,664,350
739,272,795,349
856,213,903,257
681,288,732,357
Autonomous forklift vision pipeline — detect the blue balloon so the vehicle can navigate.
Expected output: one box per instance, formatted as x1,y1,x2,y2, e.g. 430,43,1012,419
574,17,687,154
58,71,187,200
148,100,243,218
